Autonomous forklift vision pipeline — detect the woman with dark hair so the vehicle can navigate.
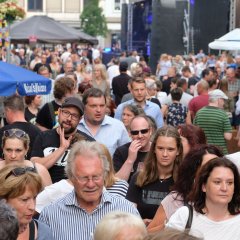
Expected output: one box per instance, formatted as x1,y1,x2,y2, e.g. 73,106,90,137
147,144,223,232
24,95,42,125
121,104,145,130
126,126,183,221
166,157,240,240
177,124,206,157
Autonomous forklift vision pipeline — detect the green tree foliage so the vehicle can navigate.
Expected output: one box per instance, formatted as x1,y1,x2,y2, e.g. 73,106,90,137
80,0,108,37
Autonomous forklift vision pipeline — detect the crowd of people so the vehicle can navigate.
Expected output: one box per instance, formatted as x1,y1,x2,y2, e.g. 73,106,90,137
1,44,240,240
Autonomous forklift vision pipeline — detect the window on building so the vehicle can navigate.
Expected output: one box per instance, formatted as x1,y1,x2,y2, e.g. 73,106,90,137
28,0,43,11
114,0,121,11
46,0,62,12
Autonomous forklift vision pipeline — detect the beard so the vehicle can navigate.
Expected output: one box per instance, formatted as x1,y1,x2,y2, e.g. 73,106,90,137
60,121,76,135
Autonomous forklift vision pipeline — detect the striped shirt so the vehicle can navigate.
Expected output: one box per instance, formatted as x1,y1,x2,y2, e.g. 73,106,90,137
194,106,232,154
38,189,139,240
107,179,129,198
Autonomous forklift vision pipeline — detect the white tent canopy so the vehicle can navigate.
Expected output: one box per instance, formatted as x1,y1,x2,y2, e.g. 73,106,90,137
208,28,240,51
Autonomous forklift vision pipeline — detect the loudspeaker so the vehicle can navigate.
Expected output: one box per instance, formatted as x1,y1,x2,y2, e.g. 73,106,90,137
190,0,230,53
149,0,187,72
121,3,128,51
132,0,152,54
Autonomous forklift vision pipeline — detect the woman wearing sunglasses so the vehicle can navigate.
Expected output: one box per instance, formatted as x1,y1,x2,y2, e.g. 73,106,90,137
126,125,183,224
0,129,52,187
0,165,53,240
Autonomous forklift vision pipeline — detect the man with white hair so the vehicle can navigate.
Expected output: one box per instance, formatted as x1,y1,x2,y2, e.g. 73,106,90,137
194,89,232,154
39,141,139,240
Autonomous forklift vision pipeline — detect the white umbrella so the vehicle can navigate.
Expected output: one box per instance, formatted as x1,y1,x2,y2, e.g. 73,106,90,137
208,28,240,51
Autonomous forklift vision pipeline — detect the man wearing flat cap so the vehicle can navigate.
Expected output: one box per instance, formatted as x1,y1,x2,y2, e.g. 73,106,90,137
31,96,95,183
194,89,232,154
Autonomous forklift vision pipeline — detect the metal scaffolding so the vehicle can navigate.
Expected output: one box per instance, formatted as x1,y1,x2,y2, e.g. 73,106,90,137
127,3,133,51
229,0,236,30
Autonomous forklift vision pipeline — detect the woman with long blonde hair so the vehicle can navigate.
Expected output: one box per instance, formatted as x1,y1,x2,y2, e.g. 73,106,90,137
92,64,110,96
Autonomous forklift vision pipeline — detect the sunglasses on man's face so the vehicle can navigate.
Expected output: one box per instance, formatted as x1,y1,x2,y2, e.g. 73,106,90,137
130,128,149,136
3,129,27,138
5,167,37,180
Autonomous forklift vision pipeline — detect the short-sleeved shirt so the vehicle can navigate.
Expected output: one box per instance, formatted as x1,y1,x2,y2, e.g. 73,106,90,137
113,142,148,183
166,103,187,127
31,129,95,183
161,191,184,220
194,106,232,154
126,173,174,219
36,100,60,130
188,94,209,117
25,107,39,125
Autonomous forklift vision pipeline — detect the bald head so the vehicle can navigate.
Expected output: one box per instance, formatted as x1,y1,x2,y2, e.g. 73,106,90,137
197,80,209,95
226,67,236,82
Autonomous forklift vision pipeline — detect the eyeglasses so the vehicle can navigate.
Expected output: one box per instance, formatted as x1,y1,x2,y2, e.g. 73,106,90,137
5,167,37,180
61,109,80,121
130,128,149,136
74,174,103,184
3,129,27,138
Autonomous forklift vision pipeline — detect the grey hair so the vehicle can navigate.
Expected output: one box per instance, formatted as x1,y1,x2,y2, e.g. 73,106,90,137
145,79,157,90
65,140,110,178
94,211,147,240
0,200,19,240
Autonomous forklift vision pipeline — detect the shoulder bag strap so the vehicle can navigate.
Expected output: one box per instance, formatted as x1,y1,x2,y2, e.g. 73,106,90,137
185,204,193,230
29,219,35,240
48,101,55,127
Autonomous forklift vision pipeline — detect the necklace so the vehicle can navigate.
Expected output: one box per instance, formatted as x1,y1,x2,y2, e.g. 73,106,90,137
159,175,172,183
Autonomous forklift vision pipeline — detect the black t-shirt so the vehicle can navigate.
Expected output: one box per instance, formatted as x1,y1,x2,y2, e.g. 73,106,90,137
25,107,39,125
113,142,148,183
0,122,41,159
30,129,95,183
36,101,60,130
126,173,174,219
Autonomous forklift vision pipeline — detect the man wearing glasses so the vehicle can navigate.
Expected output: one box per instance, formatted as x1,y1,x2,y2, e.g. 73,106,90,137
39,140,139,240
31,96,94,183
113,115,152,182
